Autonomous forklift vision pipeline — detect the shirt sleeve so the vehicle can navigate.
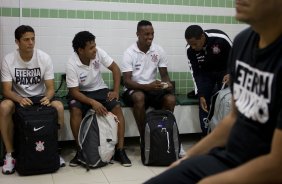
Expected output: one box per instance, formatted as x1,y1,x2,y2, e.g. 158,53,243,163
66,62,79,88
121,50,133,73
1,56,13,82
97,47,113,68
43,54,55,80
157,46,168,68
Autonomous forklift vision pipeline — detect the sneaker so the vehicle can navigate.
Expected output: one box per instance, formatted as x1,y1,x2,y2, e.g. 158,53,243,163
113,149,132,167
2,153,16,175
69,152,80,167
60,156,66,167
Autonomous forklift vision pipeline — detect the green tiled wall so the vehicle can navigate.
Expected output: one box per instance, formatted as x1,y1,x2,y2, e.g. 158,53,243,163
79,0,235,8
0,6,240,24
54,72,195,97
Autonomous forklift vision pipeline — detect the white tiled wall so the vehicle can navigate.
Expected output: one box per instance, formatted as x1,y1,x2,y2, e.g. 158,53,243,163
0,0,248,73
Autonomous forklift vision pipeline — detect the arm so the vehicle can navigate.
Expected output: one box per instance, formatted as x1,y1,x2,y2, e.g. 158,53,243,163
107,61,121,101
2,81,33,106
159,67,174,91
40,79,55,106
123,71,163,91
199,128,282,184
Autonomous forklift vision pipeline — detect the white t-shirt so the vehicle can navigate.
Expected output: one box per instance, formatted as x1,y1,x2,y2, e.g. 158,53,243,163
1,49,54,97
121,42,168,87
66,47,113,91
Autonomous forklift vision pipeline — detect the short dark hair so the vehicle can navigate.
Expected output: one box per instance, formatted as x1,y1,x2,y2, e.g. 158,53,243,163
72,31,96,53
137,20,152,32
15,25,34,41
185,25,204,40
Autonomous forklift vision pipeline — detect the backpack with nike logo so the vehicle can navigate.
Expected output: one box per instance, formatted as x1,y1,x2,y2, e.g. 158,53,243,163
13,104,60,175
77,109,118,170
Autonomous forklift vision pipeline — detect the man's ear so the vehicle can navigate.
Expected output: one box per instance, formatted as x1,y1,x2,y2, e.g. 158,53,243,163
15,39,19,46
78,47,83,55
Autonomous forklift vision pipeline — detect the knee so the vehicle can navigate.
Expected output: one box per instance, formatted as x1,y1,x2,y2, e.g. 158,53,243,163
131,92,145,107
70,107,82,122
0,99,15,116
51,101,64,113
163,94,176,107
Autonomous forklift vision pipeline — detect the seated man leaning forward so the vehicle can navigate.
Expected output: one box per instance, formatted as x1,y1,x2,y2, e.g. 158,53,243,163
66,31,131,167
121,20,176,138
0,25,65,175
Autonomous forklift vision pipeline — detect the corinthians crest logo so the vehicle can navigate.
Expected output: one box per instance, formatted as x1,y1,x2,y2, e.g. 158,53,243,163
211,44,221,54
35,141,45,152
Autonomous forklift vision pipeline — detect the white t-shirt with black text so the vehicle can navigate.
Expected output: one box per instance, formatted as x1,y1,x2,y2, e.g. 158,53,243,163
1,48,54,97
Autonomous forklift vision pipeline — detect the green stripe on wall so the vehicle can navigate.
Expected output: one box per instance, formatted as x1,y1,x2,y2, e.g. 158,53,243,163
54,72,195,95
79,0,235,8
1,7,240,24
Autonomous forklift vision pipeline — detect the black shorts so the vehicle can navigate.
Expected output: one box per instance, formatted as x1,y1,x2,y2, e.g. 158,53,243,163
122,89,173,109
68,88,120,116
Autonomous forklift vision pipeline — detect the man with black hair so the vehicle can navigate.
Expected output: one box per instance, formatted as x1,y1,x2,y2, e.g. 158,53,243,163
185,25,232,136
66,31,131,167
121,20,176,138
0,25,65,174
145,0,282,183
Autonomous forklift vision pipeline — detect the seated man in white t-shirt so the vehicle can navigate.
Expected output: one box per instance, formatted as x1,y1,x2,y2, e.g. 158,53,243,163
121,20,176,138
0,25,65,175
66,31,131,167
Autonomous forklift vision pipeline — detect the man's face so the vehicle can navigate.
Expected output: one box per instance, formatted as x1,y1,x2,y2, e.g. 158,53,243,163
186,34,205,52
235,0,280,24
16,32,35,53
137,25,154,48
79,40,97,60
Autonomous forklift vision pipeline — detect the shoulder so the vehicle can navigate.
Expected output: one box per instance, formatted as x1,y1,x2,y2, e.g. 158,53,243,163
4,51,17,61
124,43,137,53
233,27,255,44
36,49,51,61
151,43,165,53
205,29,232,45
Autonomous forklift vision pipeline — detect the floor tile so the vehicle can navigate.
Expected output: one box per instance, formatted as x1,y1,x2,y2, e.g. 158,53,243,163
0,134,201,184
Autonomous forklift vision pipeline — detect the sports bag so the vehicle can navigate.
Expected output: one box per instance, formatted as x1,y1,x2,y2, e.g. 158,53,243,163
141,110,180,166
77,109,118,170
205,83,232,133
14,104,60,175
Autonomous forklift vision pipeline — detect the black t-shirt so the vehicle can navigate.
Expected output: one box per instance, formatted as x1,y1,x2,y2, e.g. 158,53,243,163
226,27,282,164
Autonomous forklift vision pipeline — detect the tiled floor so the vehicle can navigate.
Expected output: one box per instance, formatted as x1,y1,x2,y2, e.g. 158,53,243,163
0,134,201,184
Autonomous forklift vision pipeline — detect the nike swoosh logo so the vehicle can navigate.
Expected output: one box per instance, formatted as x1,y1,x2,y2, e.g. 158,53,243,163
33,126,45,131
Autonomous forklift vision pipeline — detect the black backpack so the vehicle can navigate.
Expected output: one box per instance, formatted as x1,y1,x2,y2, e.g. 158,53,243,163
141,110,180,166
14,105,60,175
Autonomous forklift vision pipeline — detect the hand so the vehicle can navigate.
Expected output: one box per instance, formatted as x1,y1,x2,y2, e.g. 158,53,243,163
40,96,51,106
200,97,208,112
168,155,189,170
107,91,119,101
19,97,33,107
149,80,163,91
91,100,108,116
165,81,174,90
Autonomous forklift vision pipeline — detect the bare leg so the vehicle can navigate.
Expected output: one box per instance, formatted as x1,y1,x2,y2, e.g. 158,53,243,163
111,105,125,148
131,91,146,137
69,107,83,144
162,94,176,112
51,100,65,128
0,100,15,153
